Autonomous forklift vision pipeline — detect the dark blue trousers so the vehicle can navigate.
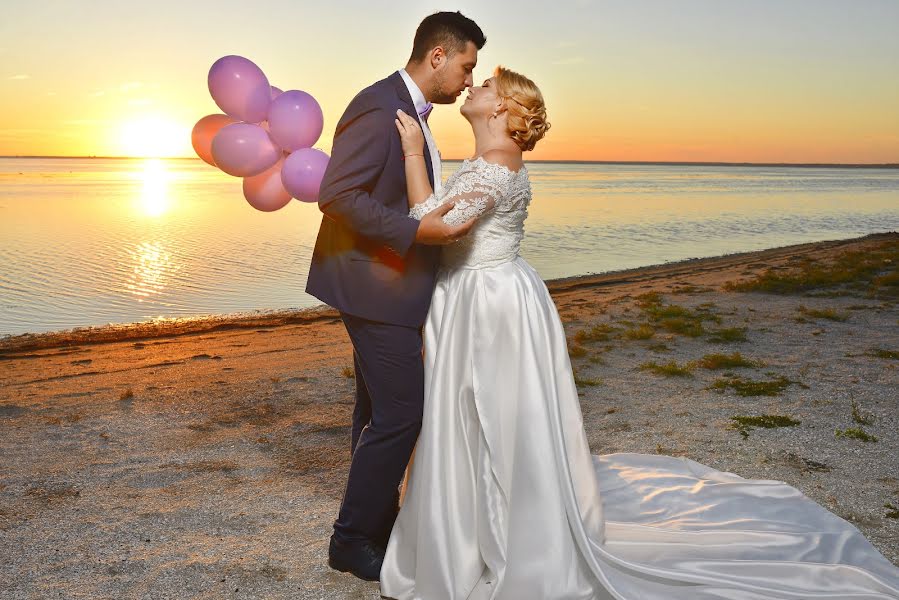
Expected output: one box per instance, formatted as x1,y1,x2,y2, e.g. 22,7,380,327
333,312,424,547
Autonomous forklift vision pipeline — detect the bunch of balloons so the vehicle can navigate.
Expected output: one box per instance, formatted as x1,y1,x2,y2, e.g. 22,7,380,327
191,55,329,212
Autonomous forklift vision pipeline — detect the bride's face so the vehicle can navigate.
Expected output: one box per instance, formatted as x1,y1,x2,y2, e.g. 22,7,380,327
461,77,501,121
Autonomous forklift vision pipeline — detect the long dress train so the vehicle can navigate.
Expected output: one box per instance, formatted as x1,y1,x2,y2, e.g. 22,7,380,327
379,156,899,599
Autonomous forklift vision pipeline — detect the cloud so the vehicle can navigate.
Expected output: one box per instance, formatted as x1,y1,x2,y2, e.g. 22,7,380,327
127,98,154,106
8,74,30,80
47,92,57,96
89,90,105,97
557,41,578,48
552,56,587,65
120,81,144,92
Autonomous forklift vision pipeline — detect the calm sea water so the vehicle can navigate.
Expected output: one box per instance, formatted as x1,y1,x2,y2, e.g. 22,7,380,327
1,157,897,337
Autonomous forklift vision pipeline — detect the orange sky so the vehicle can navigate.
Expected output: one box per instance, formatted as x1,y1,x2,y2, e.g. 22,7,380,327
1,1,897,163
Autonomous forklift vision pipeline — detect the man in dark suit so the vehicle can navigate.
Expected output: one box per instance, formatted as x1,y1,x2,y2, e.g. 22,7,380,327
306,11,486,582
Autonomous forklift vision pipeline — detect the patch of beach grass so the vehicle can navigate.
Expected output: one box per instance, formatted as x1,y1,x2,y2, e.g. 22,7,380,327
729,414,800,438
867,348,899,360
723,240,899,298
574,373,602,387
341,366,355,378
708,375,800,396
835,427,878,442
567,342,588,359
885,503,899,519
574,323,620,344
638,360,694,377
670,284,713,295
588,354,606,365
706,327,748,343
630,294,722,338
797,305,848,322
851,399,875,426
635,291,663,307
119,388,134,401
623,324,655,340
696,352,763,370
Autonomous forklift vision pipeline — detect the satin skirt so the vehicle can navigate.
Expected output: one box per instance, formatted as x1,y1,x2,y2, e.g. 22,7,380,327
379,256,899,600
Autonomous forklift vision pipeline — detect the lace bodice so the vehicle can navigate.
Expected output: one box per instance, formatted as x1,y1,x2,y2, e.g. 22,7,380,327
409,156,531,269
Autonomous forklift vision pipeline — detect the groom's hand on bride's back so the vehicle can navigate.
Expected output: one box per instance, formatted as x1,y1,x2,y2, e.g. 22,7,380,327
414,202,476,245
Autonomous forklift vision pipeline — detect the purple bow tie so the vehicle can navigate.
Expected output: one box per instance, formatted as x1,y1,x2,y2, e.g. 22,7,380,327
418,102,433,122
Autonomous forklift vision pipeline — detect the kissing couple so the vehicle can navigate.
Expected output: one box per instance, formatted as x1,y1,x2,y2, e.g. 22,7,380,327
305,10,899,600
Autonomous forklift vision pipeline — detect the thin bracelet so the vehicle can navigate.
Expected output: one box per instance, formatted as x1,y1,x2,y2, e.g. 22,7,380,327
402,153,424,161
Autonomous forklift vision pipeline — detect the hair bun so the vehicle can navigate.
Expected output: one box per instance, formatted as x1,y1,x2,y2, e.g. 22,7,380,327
494,66,550,152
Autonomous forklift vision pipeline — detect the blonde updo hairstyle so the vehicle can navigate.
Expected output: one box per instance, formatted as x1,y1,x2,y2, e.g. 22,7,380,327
493,66,550,152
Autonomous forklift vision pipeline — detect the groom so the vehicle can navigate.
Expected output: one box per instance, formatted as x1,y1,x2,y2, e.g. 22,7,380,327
306,11,486,581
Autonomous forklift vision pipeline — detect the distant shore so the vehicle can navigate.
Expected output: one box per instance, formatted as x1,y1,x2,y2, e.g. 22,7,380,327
3,156,898,168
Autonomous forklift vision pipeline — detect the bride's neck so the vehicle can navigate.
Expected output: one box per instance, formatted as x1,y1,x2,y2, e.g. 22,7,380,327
469,119,519,158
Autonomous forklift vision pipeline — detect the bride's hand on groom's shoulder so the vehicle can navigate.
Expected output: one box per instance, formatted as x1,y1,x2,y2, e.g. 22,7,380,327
395,109,425,156
415,202,476,246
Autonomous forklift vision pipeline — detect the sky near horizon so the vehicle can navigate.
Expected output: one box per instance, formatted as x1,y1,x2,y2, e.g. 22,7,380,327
1,0,898,163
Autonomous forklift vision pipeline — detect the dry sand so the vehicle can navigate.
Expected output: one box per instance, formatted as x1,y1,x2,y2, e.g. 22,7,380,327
1,232,897,599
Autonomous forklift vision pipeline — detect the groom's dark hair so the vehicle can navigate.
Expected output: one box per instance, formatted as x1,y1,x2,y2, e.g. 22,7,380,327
409,11,486,62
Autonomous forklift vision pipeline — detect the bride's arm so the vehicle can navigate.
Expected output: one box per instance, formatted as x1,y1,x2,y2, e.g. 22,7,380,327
395,109,434,208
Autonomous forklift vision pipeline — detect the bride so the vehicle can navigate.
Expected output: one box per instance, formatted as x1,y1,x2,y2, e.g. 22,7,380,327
380,66,899,599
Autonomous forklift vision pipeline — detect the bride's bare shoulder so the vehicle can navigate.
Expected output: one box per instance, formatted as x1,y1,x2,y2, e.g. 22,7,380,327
479,149,524,173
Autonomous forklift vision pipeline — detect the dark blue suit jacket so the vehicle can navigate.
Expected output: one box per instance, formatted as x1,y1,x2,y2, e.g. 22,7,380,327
305,72,441,327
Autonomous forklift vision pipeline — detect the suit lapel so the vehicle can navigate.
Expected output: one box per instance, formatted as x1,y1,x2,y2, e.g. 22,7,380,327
389,71,435,189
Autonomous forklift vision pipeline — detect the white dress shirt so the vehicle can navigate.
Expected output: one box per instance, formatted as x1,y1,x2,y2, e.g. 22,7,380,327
398,69,442,193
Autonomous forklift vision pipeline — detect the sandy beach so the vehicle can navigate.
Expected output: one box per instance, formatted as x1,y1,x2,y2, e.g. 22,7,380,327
1,232,897,599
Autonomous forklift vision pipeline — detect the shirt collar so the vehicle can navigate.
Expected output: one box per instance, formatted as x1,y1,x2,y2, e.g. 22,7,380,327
398,69,430,116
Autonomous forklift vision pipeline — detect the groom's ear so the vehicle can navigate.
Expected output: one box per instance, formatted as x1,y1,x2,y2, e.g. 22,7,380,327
429,46,447,70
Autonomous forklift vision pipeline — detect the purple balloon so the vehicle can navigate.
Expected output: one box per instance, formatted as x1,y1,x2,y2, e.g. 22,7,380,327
211,123,281,177
281,148,330,202
267,90,324,152
270,86,283,99
207,55,271,124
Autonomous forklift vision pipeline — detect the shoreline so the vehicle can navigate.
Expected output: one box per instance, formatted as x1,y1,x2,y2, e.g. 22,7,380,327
1,230,896,597
2,231,896,355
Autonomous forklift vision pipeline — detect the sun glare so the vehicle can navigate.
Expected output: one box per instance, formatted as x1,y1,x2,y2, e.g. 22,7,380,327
119,116,186,158
138,159,172,217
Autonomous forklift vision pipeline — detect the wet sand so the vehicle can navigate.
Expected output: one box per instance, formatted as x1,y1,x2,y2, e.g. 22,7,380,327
1,232,897,599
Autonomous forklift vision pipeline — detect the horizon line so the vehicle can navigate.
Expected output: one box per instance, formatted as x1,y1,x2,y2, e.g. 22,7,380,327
2,155,898,169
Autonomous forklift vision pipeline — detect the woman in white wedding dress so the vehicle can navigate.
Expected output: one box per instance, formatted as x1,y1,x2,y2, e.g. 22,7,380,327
379,66,899,600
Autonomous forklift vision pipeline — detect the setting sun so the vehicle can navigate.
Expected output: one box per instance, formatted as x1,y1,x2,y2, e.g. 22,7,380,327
118,116,187,158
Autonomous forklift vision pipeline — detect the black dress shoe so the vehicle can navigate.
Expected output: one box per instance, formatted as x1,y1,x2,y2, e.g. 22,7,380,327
328,535,385,582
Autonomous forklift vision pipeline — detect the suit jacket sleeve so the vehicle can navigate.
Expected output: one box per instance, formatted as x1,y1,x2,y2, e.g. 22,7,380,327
317,96,421,257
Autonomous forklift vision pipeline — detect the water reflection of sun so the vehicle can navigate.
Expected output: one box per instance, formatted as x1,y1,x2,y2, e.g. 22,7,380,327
126,240,177,302
138,159,172,217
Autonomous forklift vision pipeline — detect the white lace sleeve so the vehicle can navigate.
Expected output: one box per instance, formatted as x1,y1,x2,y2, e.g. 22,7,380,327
408,158,507,225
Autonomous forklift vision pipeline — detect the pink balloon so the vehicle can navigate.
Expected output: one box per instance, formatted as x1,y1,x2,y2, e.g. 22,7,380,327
267,90,324,152
242,157,292,211
270,86,283,99
211,123,281,177
191,114,238,167
281,148,329,203
207,55,271,123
